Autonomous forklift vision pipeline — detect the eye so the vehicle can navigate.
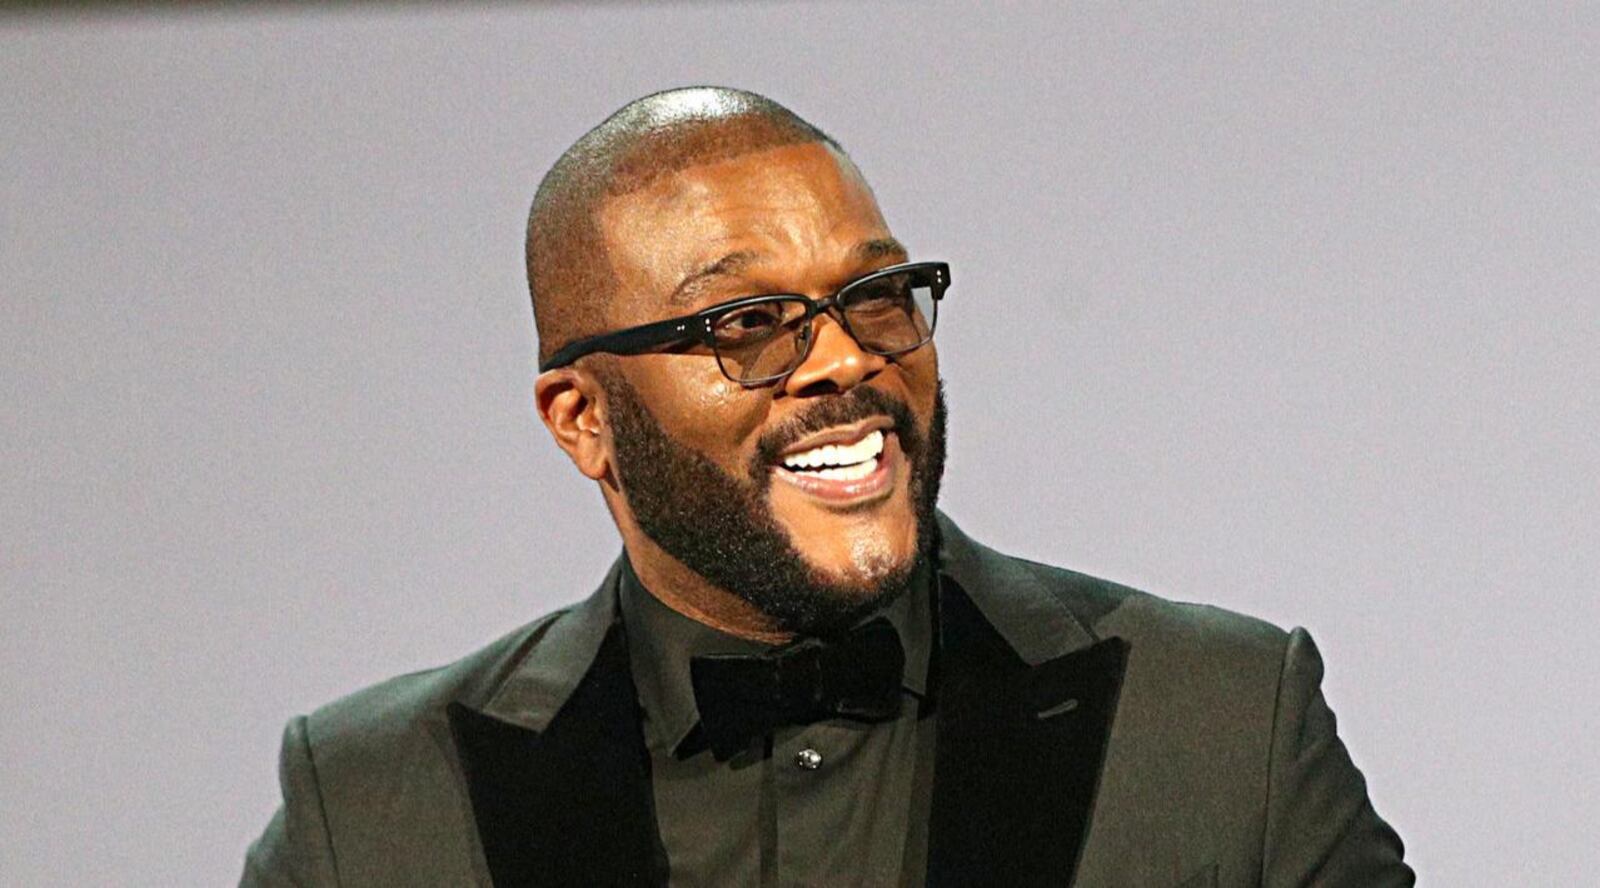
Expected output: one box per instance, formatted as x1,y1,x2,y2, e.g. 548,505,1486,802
844,276,912,313
712,302,788,345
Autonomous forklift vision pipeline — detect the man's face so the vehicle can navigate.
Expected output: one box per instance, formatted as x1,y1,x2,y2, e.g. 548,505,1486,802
595,141,945,632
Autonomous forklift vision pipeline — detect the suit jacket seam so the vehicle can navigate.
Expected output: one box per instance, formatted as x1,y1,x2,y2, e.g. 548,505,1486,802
1277,630,1374,883
1258,627,1295,886
295,714,344,887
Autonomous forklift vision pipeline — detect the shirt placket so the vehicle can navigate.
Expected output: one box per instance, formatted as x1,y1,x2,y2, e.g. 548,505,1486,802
765,717,913,888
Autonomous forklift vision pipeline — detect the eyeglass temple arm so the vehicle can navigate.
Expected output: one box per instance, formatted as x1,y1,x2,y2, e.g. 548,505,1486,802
539,316,709,372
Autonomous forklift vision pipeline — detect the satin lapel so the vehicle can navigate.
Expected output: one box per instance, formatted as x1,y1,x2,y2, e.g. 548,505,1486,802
927,556,1130,886
446,564,667,887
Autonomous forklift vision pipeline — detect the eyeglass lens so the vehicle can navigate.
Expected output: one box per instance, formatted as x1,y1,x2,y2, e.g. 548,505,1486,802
710,266,941,383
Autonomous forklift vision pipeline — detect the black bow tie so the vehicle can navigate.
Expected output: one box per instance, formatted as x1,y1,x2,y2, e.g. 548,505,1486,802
688,617,906,761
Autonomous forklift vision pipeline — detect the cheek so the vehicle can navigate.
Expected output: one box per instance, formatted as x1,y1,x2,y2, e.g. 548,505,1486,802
625,357,770,465
895,346,941,417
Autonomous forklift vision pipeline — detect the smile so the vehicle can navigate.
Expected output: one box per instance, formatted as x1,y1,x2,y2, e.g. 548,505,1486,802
780,429,884,480
771,426,897,503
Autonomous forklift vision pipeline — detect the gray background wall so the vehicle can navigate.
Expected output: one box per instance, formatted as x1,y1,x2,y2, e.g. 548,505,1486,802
3,3,1594,884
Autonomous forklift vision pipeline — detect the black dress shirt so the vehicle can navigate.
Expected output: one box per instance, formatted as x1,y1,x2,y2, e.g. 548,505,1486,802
617,558,936,887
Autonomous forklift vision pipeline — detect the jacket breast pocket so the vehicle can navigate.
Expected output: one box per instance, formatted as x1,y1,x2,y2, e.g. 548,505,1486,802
1172,863,1218,888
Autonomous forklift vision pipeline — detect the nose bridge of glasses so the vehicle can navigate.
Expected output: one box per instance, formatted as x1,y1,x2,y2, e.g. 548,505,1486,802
815,289,869,333
781,310,883,393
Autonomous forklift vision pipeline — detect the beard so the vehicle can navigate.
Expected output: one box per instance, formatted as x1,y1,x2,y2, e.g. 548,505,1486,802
601,371,947,636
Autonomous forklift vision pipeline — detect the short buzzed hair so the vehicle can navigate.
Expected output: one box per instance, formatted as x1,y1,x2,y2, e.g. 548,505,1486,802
526,87,841,365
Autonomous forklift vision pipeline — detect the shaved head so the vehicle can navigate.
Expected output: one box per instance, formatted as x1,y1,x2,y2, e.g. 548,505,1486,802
526,87,843,364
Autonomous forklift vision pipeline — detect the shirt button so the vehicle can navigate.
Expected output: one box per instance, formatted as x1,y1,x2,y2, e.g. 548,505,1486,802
794,747,823,770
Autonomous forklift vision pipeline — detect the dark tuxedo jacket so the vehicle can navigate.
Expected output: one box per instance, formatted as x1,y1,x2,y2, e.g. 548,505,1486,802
241,516,1412,887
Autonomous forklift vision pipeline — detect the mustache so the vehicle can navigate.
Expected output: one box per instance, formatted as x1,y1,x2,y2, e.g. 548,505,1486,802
754,386,921,469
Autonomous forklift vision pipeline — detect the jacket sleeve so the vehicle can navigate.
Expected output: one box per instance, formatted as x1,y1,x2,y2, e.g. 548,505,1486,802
240,715,341,887
1261,628,1414,886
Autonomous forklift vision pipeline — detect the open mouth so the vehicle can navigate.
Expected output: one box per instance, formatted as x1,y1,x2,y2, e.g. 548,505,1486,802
770,425,897,503
778,429,885,481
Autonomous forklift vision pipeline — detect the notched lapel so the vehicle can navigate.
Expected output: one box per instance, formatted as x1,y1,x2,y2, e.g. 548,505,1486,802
928,577,1129,887
447,624,667,887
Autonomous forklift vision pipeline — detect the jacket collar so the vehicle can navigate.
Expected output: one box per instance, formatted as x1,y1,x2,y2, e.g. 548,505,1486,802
934,513,1099,662
926,516,1127,885
448,514,1126,887
447,560,668,887
468,560,625,734
463,513,1101,729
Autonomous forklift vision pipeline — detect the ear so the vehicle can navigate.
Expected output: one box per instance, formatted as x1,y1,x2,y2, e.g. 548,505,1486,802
534,368,610,481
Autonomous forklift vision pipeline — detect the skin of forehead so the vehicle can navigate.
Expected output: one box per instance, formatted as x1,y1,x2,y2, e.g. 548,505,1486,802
596,140,891,329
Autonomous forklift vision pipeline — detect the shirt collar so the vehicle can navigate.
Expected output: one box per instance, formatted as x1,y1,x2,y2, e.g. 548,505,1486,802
616,555,934,756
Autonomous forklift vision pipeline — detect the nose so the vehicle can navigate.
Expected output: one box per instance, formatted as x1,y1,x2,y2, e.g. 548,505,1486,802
781,313,886,397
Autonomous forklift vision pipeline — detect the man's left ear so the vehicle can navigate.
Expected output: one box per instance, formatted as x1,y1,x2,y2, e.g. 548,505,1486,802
533,368,610,481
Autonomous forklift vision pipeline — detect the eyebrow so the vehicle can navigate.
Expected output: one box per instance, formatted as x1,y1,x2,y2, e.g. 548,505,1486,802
667,237,910,307
670,250,763,306
854,237,909,264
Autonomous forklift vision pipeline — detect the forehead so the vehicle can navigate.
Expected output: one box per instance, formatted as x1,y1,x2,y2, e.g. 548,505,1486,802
597,142,891,318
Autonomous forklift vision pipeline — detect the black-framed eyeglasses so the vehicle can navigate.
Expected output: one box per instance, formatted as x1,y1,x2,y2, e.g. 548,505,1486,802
539,261,950,385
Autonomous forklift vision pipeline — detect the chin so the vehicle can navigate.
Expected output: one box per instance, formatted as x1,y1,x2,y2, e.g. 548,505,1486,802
800,519,920,587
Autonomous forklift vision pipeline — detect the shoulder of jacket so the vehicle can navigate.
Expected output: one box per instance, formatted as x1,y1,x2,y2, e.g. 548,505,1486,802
300,606,573,755
983,550,1296,736
961,534,1290,664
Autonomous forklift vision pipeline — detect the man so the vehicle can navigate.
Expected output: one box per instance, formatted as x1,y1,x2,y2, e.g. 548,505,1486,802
242,87,1412,887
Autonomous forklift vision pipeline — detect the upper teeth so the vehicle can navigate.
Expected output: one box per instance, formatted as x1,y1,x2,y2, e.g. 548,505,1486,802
782,430,885,470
